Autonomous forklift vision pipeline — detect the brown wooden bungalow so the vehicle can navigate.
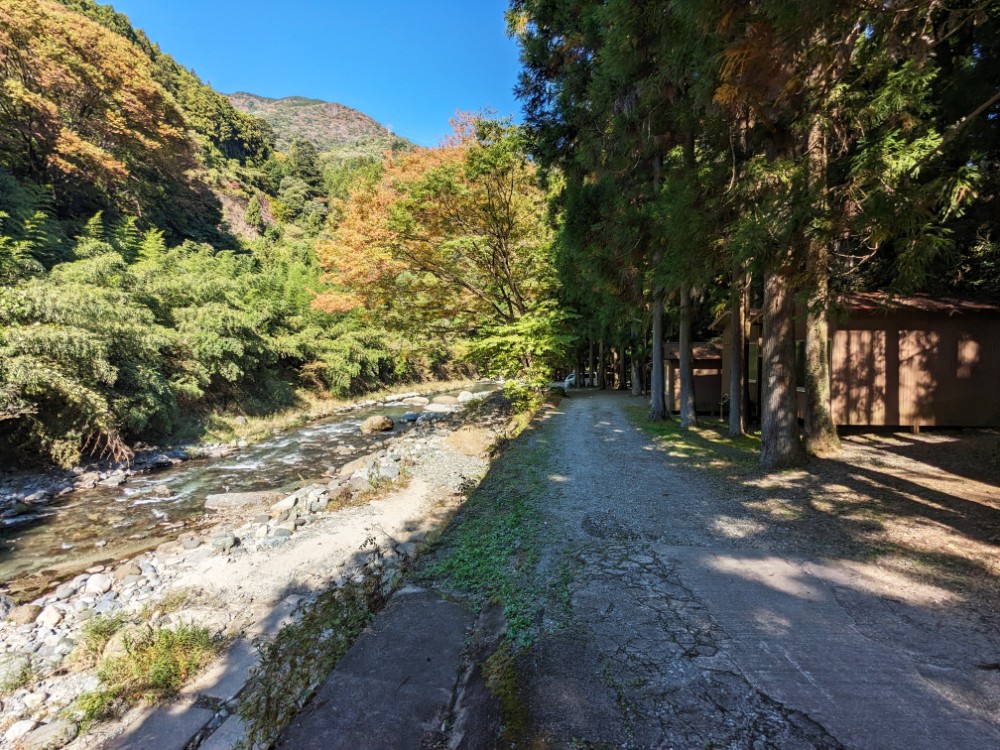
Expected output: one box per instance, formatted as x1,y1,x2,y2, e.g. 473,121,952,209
706,293,1000,429
663,342,724,414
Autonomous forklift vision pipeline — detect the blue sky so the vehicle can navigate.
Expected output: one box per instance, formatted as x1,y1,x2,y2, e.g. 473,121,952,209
108,0,524,146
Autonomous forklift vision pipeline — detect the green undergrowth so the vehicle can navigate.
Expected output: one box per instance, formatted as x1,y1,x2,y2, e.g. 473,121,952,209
73,618,220,725
237,538,407,749
625,405,761,475
415,392,558,647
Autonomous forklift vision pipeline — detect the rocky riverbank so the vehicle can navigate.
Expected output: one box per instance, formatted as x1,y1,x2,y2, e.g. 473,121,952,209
0,389,503,750
0,381,488,531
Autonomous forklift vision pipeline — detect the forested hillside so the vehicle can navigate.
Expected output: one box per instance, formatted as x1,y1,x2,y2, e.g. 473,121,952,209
0,0,560,469
228,92,404,154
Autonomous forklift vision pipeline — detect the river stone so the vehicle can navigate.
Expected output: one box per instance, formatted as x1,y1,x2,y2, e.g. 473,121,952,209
85,574,113,595
98,474,126,488
457,390,476,403
23,691,47,710
8,604,42,625
308,497,329,513
23,490,48,504
205,491,283,511
431,395,460,405
349,474,371,493
4,720,36,744
211,533,237,551
181,537,202,550
401,396,429,406
378,463,401,481
360,415,394,434
398,411,420,423
113,562,142,580
424,403,460,414
270,494,298,512
0,594,14,618
20,720,77,750
36,606,63,629
339,453,376,477
151,484,172,497
75,472,100,488
327,482,350,500
272,527,293,539
52,583,78,601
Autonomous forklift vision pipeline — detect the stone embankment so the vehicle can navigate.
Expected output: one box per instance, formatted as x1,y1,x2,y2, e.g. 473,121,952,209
0,390,497,750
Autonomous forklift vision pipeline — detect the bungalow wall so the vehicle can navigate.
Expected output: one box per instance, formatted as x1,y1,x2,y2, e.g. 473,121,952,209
828,310,1000,427
665,344,724,414
727,302,1000,428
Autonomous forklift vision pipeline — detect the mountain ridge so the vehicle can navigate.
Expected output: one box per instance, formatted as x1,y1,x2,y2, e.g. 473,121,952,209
227,91,403,152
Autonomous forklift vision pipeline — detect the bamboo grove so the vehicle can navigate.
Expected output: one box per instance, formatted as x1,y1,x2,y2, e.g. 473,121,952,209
509,0,1000,468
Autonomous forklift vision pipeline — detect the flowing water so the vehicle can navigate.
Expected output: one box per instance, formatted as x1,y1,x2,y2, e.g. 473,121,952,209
0,385,495,594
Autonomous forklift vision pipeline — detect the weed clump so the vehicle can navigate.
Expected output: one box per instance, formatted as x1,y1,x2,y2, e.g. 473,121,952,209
74,622,219,724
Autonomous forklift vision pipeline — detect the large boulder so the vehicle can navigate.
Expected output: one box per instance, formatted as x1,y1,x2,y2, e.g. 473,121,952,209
8,604,42,625
401,396,430,406
204,491,284,510
360,415,394,434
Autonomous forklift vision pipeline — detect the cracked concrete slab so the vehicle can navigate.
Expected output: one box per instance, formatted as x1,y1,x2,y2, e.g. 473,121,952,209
276,587,472,750
658,545,1000,750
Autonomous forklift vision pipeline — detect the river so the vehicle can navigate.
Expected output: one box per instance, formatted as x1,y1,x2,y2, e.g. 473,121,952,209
0,384,495,596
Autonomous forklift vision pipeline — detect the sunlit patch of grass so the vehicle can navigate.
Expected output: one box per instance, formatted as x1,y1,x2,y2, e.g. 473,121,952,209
625,405,760,474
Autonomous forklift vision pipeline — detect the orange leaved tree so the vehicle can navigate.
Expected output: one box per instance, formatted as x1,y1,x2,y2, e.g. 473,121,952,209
317,115,567,378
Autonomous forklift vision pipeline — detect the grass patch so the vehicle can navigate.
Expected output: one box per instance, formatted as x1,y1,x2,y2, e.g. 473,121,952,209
0,656,37,695
73,622,220,724
73,613,129,668
625,405,761,474
415,392,559,647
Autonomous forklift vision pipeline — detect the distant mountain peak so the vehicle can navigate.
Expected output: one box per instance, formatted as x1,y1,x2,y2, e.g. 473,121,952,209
227,92,397,152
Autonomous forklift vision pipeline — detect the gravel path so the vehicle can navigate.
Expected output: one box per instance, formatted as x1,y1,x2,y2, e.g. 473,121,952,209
516,389,1000,749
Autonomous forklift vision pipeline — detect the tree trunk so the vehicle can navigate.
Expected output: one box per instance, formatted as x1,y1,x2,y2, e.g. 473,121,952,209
588,341,595,388
576,352,585,389
597,340,606,389
728,266,745,437
631,355,642,397
650,294,667,420
617,345,627,390
679,283,697,428
760,269,805,470
803,121,840,456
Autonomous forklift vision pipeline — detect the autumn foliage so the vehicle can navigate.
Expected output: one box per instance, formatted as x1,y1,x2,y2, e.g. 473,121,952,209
317,116,555,334
0,0,193,217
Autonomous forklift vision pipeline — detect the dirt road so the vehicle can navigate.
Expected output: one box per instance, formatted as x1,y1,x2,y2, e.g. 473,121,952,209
515,389,1000,749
